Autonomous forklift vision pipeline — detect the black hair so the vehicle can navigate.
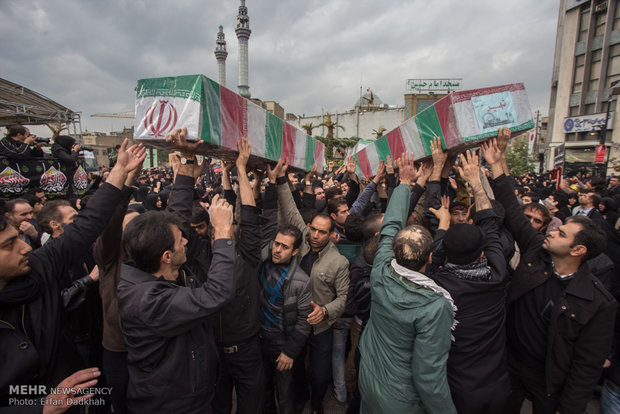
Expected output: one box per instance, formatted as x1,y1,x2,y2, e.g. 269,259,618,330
327,197,348,216
277,224,303,250
122,211,183,274
565,216,607,261
361,213,383,241
37,200,71,234
523,202,551,225
344,213,364,242
190,205,209,225
363,235,379,265
7,124,26,138
325,187,343,202
312,213,335,232
523,191,540,203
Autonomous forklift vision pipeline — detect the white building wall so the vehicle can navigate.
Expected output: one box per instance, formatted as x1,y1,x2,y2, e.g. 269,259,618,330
292,108,405,140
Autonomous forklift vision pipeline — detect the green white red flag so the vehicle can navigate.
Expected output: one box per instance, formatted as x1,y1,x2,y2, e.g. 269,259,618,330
135,74,325,172
354,83,534,177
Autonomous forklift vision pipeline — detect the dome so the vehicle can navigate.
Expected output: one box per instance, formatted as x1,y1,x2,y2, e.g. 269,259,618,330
354,88,384,109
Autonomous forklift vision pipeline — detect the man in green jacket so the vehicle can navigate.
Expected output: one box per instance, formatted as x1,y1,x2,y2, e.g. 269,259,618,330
358,152,457,414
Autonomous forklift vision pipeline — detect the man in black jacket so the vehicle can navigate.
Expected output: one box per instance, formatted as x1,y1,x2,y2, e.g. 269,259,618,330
482,128,616,414
210,137,265,414
428,149,510,414
0,139,145,412
117,127,238,414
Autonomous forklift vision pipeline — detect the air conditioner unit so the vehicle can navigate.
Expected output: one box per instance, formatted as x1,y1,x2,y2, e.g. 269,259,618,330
595,1,608,13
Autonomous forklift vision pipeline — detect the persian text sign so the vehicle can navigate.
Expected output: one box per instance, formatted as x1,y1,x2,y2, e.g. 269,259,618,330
406,79,462,94
563,113,613,133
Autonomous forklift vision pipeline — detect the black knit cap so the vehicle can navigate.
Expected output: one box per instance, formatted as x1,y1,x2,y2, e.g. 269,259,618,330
443,223,485,265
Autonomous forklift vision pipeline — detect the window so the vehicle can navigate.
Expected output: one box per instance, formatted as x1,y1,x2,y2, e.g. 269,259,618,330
566,132,577,141
615,3,620,30
570,106,580,116
595,11,607,36
573,55,586,93
579,10,591,41
585,103,596,114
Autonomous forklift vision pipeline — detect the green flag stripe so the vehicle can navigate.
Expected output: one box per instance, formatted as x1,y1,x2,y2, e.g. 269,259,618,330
374,137,391,161
202,76,221,145
265,112,283,160
305,138,316,170
137,75,203,102
415,106,445,156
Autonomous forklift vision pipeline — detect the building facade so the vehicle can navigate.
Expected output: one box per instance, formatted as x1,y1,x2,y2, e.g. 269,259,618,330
547,0,620,175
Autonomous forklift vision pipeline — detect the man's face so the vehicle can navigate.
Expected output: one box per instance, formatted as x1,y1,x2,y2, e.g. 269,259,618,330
610,177,619,188
546,195,556,206
0,224,33,286
32,202,43,215
578,192,592,207
190,220,209,239
341,182,349,195
169,225,188,270
288,173,299,186
272,233,299,265
308,216,332,251
450,209,468,225
522,196,533,205
35,191,46,203
524,208,546,232
543,222,584,258
6,203,33,228
52,206,78,237
331,204,349,227
314,187,325,200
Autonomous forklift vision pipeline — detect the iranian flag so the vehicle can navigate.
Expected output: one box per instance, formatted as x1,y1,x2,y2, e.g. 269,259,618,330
135,75,325,172
354,83,534,177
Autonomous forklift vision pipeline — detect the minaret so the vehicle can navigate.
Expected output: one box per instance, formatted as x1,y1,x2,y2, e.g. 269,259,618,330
214,25,228,86
235,0,251,98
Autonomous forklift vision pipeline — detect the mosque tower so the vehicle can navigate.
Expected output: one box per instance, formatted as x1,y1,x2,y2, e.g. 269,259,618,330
235,0,251,98
214,25,228,86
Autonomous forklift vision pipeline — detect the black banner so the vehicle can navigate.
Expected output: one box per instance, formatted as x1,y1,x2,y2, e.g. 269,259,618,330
0,157,88,199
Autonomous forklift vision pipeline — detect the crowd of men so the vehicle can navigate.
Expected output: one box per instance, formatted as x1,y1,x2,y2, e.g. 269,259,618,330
1,124,620,414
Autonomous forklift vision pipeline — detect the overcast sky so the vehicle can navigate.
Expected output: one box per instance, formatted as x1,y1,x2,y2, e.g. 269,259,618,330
1,0,559,136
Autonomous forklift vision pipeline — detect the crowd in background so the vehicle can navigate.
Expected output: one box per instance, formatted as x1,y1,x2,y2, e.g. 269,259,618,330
1,124,620,414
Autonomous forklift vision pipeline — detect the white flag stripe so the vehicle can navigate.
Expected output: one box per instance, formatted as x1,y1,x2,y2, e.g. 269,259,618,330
399,122,425,157
247,103,266,157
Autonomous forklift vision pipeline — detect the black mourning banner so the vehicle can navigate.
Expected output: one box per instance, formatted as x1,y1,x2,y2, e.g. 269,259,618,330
0,157,89,199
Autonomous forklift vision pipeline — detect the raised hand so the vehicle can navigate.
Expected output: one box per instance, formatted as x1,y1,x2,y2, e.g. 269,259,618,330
236,136,252,171
209,194,233,240
496,126,511,153
385,155,394,174
166,126,203,158
373,160,386,184
481,138,503,166
456,150,481,186
115,139,146,173
430,136,447,168
429,194,451,228
396,152,420,185
305,164,317,184
416,159,433,186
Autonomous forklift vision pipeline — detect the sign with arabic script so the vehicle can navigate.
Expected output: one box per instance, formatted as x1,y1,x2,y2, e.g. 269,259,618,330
406,79,462,94
563,113,613,133
0,157,88,199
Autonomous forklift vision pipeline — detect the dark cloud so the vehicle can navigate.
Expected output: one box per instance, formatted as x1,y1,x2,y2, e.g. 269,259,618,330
1,0,557,134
